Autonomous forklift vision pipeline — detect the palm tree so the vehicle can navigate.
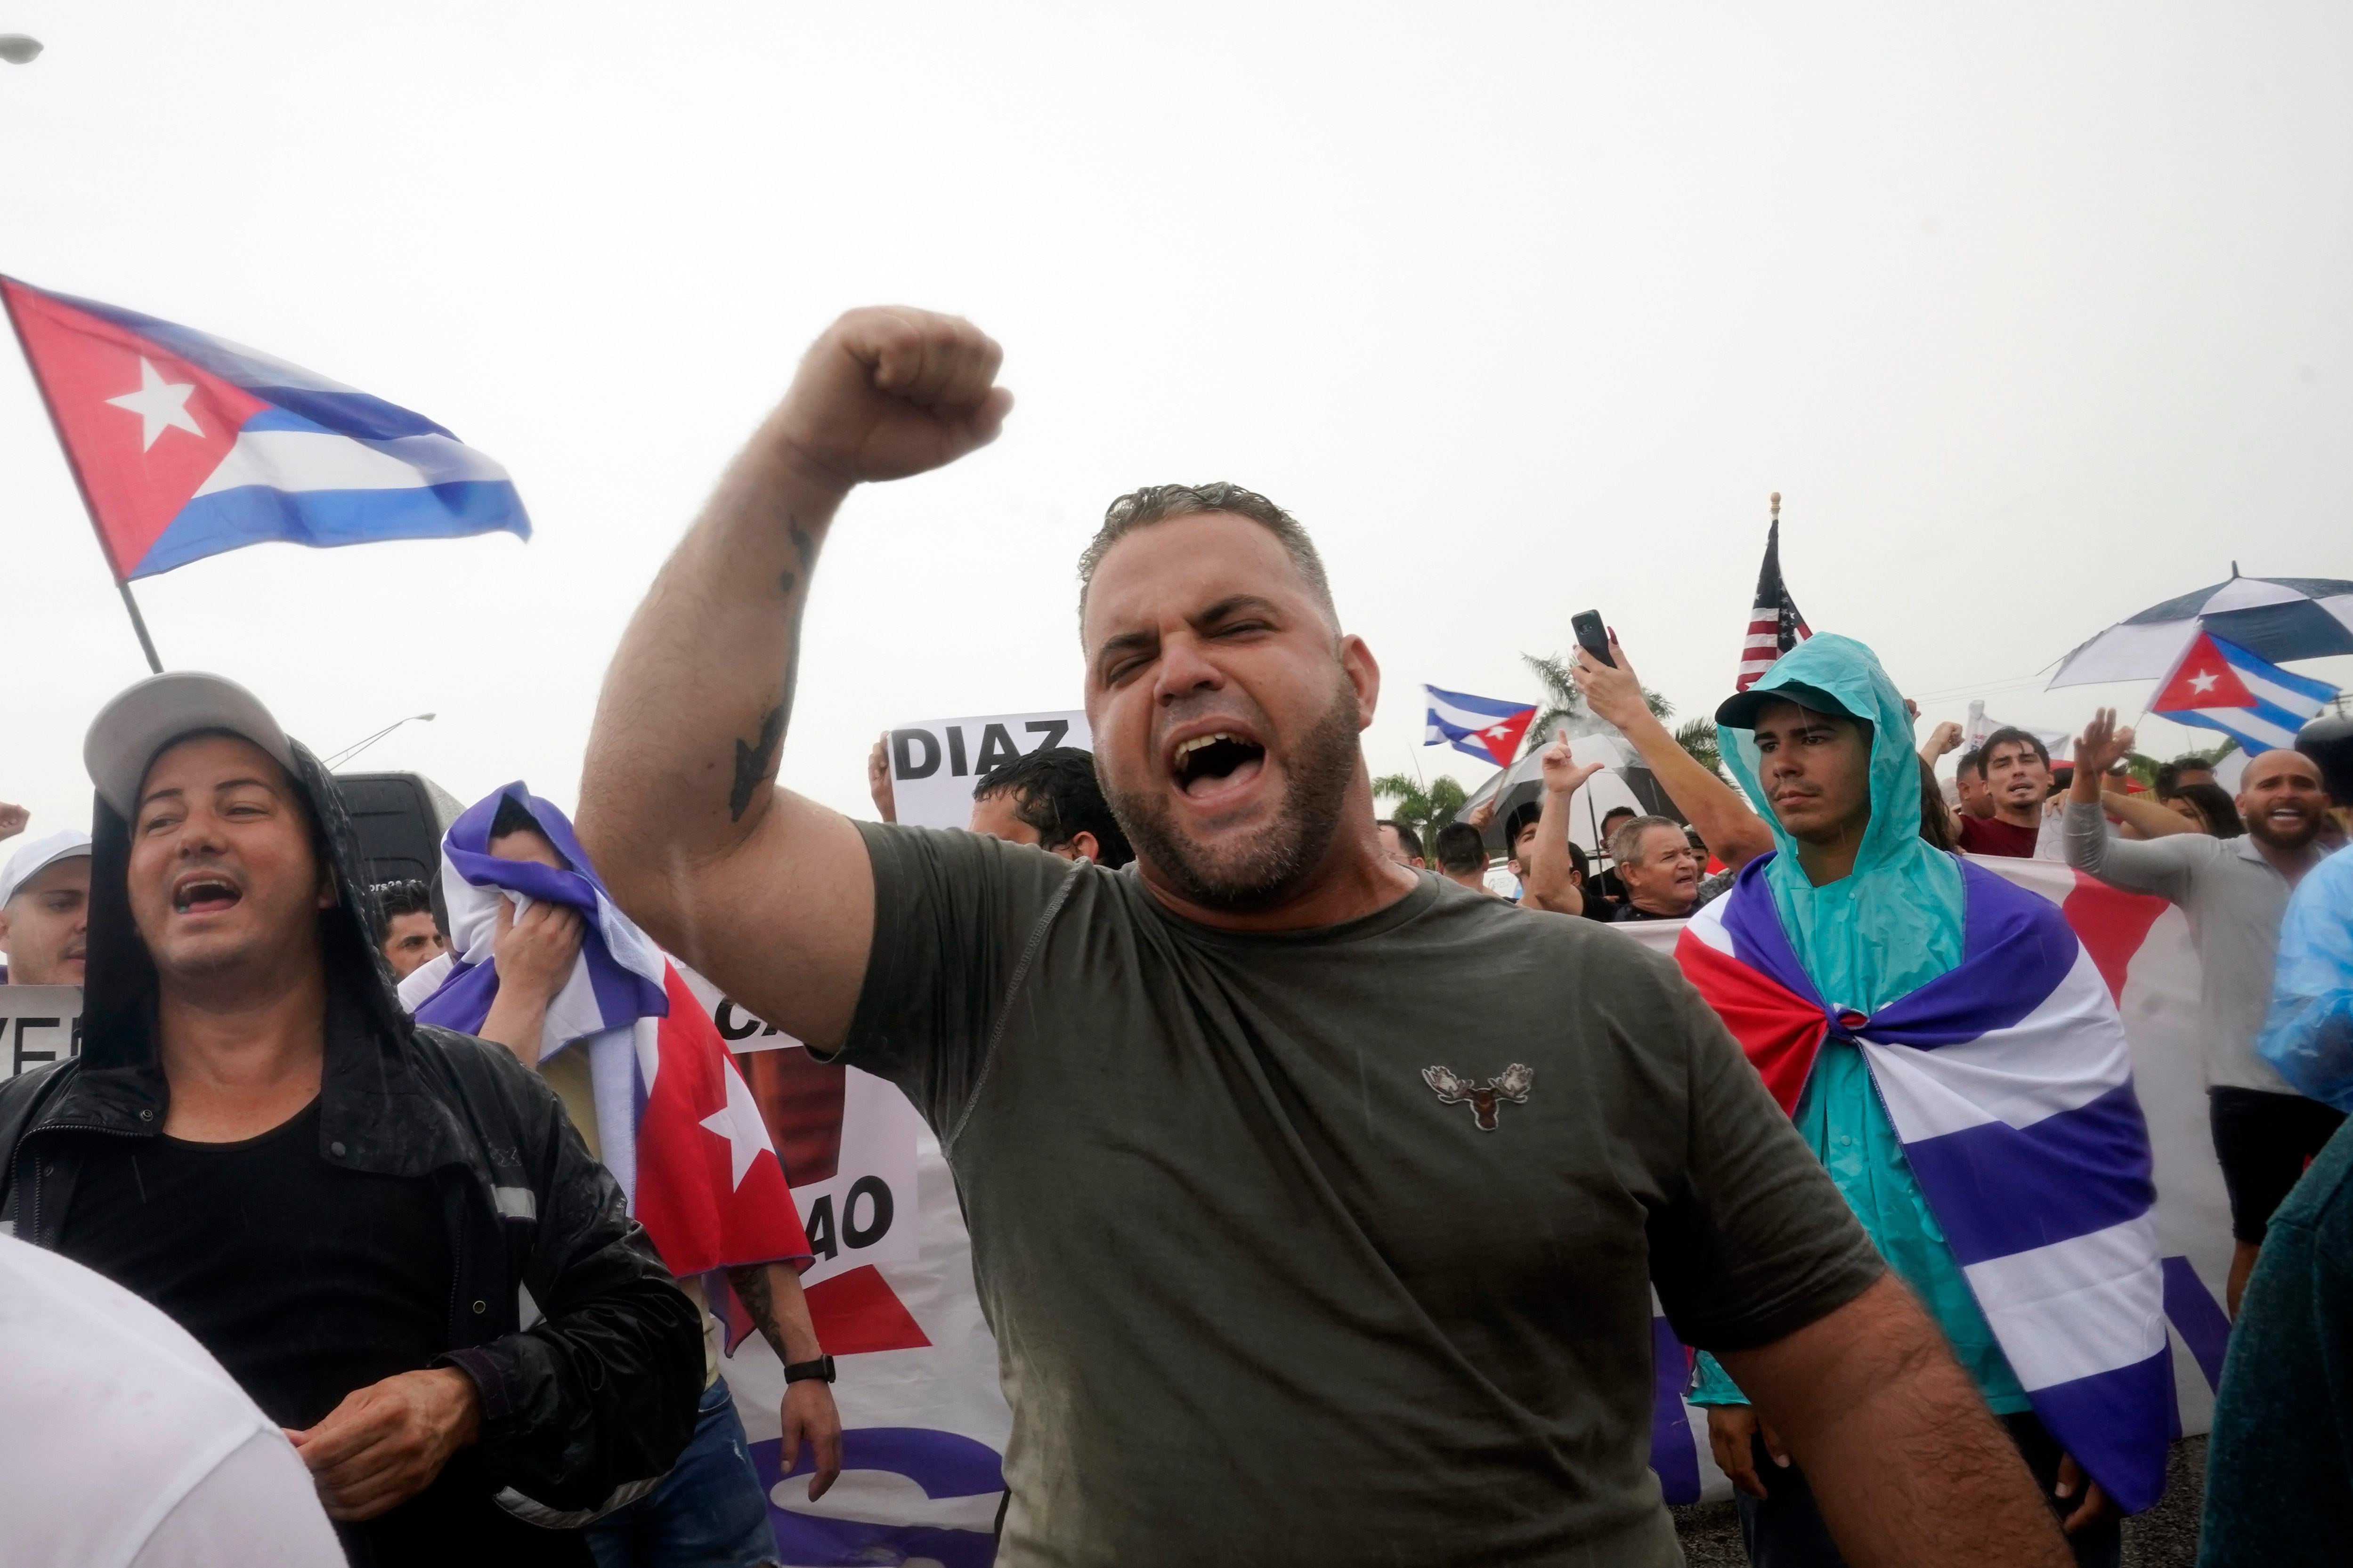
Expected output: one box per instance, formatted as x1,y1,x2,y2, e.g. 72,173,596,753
1371,772,1467,845
1674,718,1724,776
1522,650,1710,769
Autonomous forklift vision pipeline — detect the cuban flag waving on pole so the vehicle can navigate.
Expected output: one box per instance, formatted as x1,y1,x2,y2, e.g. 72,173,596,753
2148,629,2337,755
1674,859,2171,1513
1,275,529,582
400,785,811,1346
1424,685,1538,768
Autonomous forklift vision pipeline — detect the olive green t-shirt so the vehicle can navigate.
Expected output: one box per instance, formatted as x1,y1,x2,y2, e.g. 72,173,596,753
837,824,1882,1567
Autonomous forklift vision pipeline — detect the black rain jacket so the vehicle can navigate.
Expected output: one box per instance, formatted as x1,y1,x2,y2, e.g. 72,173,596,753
0,739,704,1527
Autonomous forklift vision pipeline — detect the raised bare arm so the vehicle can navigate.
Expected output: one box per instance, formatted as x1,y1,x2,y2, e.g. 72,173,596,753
577,308,1011,1046
1522,728,1601,914
1573,633,1777,869
1720,1274,2072,1567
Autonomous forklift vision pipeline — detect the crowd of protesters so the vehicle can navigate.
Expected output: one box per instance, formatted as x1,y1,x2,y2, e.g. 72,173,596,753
2,304,2351,1567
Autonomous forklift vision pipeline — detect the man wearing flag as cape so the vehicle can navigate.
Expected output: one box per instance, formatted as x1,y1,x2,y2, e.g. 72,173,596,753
1678,634,2166,1566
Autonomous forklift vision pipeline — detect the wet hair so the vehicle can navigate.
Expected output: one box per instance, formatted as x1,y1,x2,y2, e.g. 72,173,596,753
373,879,433,921
1917,757,1958,852
1956,746,1987,782
1432,820,1489,875
1378,818,1424,861
1078,482,1334,629
487,792,573,870
1607,815,1682,869
972,746,1134,868
489,793,540,843
1981,727,2051,772
2169,782,2245,839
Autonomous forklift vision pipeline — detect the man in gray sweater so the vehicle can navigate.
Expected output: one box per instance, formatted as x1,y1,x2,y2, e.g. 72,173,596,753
2065,709,2338,1314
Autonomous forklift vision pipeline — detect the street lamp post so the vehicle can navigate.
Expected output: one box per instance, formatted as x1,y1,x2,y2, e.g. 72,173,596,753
325,713,438,771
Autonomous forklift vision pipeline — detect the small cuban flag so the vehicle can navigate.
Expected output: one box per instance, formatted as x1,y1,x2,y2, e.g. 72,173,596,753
2,276,529,582
2149,629,2338,754
1424,684,1539,768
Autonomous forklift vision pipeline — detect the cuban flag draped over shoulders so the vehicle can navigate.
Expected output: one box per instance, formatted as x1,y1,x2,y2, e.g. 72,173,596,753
2149,629,2337,755
1,276,528,581
1675,857,2171,1513
399,784,811,1344
1424,684,1537,768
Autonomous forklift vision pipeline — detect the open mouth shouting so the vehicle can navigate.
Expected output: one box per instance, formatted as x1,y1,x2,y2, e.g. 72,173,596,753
1169,727,1268,803
170,871,244,917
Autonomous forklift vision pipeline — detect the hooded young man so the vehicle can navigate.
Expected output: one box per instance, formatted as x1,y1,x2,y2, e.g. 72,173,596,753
402,784,842,1566
1679,635,2166,1567
0,673,705,1568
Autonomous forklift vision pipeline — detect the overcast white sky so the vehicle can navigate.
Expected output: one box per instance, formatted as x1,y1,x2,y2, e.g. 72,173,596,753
5,3,2349,837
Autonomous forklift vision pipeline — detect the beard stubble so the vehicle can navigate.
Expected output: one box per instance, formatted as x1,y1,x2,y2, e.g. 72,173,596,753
1106,674,1363,913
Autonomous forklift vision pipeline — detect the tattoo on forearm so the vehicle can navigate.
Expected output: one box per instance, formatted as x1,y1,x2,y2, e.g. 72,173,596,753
777,515,817,597
734,518,818,821
728,1264,792,1361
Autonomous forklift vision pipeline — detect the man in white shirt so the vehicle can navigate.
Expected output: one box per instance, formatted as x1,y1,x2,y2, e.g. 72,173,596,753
0,1232,344,1568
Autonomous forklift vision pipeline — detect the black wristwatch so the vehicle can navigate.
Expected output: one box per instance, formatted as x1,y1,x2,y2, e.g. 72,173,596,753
783,1355,836,1385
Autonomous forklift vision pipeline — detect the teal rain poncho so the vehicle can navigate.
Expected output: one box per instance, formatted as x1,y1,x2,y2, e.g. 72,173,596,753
1692,633,2027,1414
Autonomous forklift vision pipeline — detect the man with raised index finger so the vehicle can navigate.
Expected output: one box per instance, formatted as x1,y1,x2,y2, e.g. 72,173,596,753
578,305,2082,1568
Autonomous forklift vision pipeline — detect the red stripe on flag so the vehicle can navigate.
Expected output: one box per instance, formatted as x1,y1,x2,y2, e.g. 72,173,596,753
2057,871,2171,1003
804,1264,933,1354
1674,929,1826,1115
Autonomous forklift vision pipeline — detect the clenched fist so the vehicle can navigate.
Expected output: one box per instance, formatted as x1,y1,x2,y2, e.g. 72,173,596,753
764,307,1013,493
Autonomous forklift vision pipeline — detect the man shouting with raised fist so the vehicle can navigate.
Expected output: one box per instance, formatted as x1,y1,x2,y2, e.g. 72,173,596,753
579,307,2082,1568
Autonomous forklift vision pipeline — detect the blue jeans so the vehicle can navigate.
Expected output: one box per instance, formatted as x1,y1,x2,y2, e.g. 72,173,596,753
588,1375,780,1568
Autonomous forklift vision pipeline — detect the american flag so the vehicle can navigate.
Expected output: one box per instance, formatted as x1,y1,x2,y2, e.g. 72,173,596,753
1735,495,1810,692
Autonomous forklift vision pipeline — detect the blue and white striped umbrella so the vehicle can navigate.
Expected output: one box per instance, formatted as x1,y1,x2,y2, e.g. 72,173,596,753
2049,569,2353,688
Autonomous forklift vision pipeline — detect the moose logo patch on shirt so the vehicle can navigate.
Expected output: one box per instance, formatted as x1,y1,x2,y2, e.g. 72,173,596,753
1420,1063,1535,1131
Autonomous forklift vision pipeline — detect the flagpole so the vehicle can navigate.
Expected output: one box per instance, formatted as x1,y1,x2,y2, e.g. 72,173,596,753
2,282,164,674
112,581,164,674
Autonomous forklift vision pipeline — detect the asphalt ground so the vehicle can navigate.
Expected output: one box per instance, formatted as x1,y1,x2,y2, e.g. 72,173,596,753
1670,1436,2208,1566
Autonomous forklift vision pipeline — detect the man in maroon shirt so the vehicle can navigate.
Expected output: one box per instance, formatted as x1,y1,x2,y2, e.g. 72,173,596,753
1955,727,2050,858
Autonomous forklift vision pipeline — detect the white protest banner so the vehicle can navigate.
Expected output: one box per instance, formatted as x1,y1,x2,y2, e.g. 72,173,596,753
886,710,1090,831
675,973,1011,1566
1615,854,2236,1505
0,986,79,1079
675,971,922,1291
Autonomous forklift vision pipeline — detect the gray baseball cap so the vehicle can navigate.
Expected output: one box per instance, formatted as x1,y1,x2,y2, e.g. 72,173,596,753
83,672,300,819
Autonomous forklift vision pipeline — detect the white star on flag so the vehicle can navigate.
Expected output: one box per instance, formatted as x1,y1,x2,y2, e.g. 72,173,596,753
1485,725,1509,739
105,356,204,451
698,1061,776,1190
2189,670,2219,695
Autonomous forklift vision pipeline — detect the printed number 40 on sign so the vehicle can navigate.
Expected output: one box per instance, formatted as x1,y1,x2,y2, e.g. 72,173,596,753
674,968,923,1287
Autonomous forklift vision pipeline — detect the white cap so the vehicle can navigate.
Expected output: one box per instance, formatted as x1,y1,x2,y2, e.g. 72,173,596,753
83,672,300,819
0,829,92,906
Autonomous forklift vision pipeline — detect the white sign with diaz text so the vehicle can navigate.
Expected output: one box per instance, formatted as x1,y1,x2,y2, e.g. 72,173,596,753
886,710,1091,832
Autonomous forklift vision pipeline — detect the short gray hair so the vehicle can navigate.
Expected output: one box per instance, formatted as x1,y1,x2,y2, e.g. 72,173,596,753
1077,482,1336,629
1607,815,1682,868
